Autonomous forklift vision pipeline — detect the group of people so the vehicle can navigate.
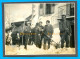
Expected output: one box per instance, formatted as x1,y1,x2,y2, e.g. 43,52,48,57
5,20,53,50
23,20,53,50
6,15,72,50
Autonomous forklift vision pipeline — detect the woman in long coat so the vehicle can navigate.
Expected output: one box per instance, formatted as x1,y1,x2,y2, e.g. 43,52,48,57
35,23,41,48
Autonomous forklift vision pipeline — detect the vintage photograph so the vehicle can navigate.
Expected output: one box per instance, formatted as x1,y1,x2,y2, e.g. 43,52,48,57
3,2,77,56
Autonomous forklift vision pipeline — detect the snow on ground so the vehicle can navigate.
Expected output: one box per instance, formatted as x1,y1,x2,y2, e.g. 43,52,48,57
5,45,75,55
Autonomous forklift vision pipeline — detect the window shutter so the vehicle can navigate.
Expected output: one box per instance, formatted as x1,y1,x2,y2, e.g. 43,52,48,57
39,4,44,16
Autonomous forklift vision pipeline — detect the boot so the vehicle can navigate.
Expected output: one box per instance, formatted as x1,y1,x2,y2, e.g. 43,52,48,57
43,44,46,50
24,45,27,50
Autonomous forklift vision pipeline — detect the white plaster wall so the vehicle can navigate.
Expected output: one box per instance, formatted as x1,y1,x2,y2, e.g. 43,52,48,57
39,3,67,43
31,3,40,28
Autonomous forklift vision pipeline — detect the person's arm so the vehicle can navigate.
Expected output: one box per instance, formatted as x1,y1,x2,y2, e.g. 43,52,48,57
51,25,53,33
50,25,53,34
43,25,46,32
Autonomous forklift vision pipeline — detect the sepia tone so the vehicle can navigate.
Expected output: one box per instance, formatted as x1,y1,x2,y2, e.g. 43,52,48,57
4,2,76,56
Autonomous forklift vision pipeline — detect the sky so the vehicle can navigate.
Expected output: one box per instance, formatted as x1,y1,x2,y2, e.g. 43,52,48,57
4,3,32,23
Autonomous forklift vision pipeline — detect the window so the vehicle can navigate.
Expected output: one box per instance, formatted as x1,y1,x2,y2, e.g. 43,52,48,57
40,4,43,8
39,4,55,16
66,3,74,16
70,3,74,16
46,4,51,14
45,4,55,14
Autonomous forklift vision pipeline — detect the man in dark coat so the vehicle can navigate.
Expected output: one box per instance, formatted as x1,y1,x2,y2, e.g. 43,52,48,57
60,15,71,48
11,25,17,45
59,19,64,43
39,21,44,48
66,20,72,47
24,22,31,49
34,23,41,48
43,20,53,50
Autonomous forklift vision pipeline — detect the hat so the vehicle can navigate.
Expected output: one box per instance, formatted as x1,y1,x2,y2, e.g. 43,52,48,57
39,21,42,23
46,20,50,23
36,23,40,26
62,15,66,18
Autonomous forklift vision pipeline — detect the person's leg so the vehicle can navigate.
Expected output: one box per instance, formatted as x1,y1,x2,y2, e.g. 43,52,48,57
38,35,41,48
61,39,64,48
40,36,43,48
18,37,21,47
35,38,38,47
24,40,27,49
61,33,65,48
39,39,42,48
60,32,63,40
48,39,51,49
38,39,41,48
32,37,34,45
12,36,15,45
30,35,33,45
60,31,63,48
24,35,28,49
19,39,20,47
65,34,69,48
43,37,46,50
61,31,66,48
28,38,31,45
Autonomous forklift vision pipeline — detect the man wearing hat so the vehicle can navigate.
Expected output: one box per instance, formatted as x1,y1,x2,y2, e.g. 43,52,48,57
60,15,70,48
58,17,65,48
24,21,31,49
39,21,44,48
